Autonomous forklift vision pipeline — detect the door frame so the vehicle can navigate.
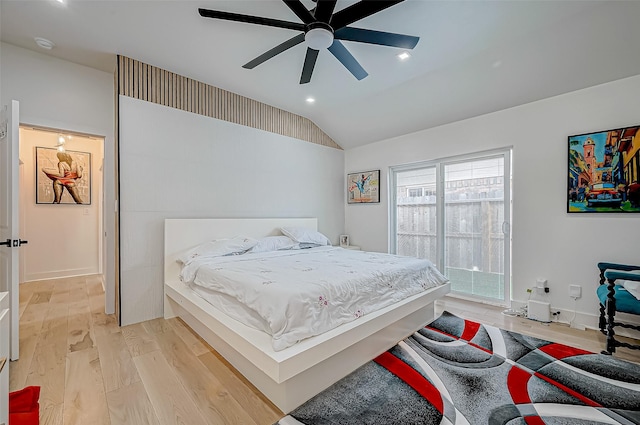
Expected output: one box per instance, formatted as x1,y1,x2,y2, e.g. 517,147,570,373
17,122,115,315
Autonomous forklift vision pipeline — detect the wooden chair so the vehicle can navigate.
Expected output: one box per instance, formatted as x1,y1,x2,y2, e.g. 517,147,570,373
597,262,640,354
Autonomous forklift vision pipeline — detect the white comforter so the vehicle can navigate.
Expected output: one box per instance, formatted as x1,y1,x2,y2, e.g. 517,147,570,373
180,246,448,351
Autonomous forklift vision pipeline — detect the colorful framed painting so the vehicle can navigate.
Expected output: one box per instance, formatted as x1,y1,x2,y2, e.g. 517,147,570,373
36,147,91,205
347,170,380,204
568,125,639,213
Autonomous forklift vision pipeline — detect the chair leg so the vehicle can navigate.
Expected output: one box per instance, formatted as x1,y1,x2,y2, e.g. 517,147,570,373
598,303,606,334
605,298,617,354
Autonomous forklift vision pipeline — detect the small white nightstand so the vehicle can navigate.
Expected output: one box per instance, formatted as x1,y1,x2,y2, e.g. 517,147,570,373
341,245,361,250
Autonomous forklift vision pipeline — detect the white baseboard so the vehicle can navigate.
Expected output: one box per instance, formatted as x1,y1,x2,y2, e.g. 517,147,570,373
24,267,97,282
511,300,640,339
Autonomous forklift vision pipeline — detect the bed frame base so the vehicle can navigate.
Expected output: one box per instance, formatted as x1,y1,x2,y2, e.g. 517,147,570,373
165,292,443,413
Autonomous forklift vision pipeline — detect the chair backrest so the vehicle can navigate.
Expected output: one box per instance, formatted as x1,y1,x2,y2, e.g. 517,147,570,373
597,262,640,285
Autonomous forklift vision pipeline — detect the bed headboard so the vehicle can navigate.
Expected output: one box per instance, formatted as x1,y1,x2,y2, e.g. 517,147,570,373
164,218,318,283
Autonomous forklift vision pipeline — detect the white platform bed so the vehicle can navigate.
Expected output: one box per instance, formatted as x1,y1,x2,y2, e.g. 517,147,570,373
164,218,450,413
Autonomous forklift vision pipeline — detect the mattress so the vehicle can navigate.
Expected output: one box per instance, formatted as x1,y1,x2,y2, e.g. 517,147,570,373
180,246,448,351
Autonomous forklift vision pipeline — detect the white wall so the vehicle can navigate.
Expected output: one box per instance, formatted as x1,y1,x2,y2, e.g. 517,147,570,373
19,128,103,281
0,43,116,313
345,74,640,330
119,97,345,325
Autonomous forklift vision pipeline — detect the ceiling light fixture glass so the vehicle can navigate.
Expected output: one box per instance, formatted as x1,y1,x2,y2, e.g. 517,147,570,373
397,52,411,61
306,97,316,103
56,135,66,152
34,37,55,50
305,24,334,50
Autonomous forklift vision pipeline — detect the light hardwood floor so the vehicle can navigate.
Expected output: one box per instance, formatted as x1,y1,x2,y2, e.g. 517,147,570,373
10,276,640,425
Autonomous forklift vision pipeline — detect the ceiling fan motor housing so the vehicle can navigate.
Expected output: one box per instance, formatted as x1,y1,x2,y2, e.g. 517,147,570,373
305,22,334,50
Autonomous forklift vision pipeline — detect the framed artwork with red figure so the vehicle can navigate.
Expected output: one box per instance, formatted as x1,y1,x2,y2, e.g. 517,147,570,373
36,147,91,205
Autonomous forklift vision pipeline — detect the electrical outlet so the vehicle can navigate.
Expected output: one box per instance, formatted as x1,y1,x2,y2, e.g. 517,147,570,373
569,284,581,299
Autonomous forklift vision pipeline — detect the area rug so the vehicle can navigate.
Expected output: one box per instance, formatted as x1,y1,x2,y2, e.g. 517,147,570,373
277,311,640,425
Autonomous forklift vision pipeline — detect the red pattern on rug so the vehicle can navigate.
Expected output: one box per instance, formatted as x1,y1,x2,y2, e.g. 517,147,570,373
374,351,444,414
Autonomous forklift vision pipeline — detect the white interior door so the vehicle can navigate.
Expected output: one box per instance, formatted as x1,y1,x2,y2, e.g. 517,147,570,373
0,100,20,360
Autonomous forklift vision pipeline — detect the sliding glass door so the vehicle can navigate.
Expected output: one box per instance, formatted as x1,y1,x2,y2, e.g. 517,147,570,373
395,167,438,262
391,149,511,304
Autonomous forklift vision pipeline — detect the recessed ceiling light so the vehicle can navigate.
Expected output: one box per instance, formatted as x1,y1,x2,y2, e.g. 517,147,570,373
54,0,66,4
34,37,55,50
306,97,316,104
397,52,411,61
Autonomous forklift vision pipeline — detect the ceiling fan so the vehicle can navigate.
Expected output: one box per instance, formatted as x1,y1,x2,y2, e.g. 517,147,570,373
198,0,419,84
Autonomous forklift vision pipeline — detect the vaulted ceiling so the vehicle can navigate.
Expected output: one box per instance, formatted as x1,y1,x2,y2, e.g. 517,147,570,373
2,1,639,149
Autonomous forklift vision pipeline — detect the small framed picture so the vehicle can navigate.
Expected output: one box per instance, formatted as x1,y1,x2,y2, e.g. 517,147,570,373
340,235,350,247
347,169,380,204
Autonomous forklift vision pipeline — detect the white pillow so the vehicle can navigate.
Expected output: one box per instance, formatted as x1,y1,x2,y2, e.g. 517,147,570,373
621,270,640,300
298,242,322,249
177,236,258,264
280,227,331,246
249,236,298,253
623,280,640,301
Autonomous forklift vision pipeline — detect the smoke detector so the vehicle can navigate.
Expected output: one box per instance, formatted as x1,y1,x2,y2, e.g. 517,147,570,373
34,37,55,50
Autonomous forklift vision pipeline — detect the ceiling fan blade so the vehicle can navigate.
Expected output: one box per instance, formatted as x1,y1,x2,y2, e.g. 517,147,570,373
330,0,404,30
282,0,315,24
243,33,306,69
328,40,368,80
314,0,337,23
300,48,320,84
335,27,419,49
198,8,305,31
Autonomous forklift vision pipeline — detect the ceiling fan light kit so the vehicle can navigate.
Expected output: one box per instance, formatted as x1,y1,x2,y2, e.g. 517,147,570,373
198,0,419,84
305,27,334,50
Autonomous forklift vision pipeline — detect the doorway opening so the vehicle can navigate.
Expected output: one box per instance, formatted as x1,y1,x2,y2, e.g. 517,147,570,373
18,126,105,292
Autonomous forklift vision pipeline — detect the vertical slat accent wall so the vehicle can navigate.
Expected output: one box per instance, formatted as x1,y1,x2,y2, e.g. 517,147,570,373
117,56,342,150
